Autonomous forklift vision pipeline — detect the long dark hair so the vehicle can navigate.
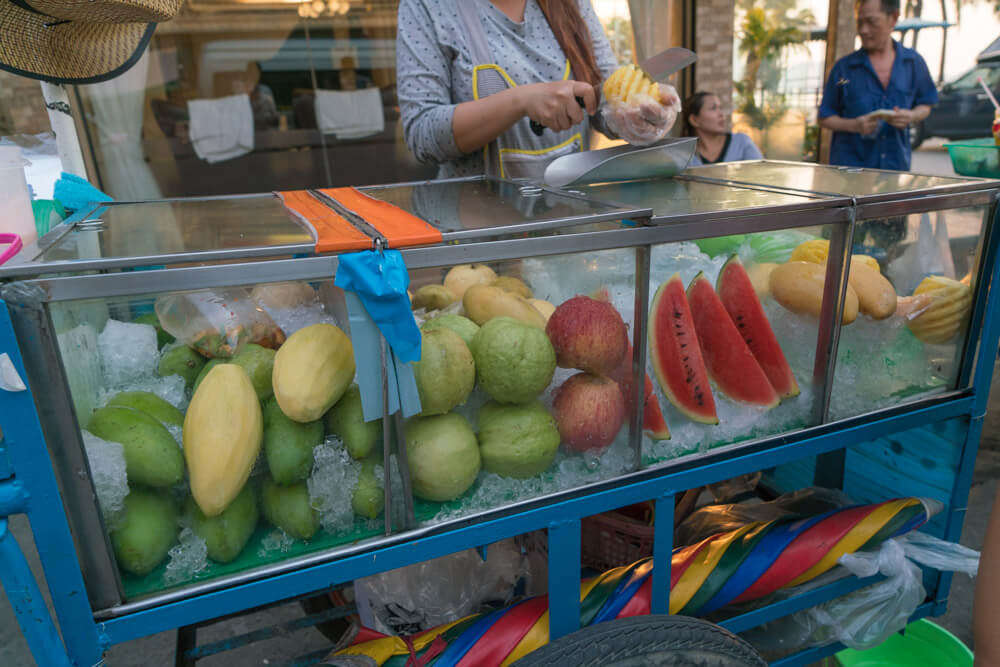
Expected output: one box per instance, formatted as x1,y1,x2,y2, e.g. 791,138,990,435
536,0,603,88
682,91,715,137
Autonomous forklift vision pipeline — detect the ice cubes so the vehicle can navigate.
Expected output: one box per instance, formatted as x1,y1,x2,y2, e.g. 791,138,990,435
82,430,129,526
99,319,158,386
164,527,208,585
258,528,294,557
58,324,103,422
259,303,339,338
307,436,361,535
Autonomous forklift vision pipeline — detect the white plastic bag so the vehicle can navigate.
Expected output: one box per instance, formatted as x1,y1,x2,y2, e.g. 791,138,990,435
742,532,978,653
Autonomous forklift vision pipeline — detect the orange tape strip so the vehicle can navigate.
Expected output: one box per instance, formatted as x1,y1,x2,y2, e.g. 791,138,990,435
277,190,371,253
321,187,443,248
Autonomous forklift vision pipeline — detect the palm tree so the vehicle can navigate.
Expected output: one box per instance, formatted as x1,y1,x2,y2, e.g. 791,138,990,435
735,6,813,151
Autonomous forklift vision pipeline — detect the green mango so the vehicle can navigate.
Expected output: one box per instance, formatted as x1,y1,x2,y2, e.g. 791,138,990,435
263,397,324,484
326,385,381,460
261,478,319,540
192,359,223,393
185,484,259,563
107,391,184,427
232,344,276,401
132,312,175,349
111,489,178,576
352,460,384,520
87,406,184,488
158,344,206,390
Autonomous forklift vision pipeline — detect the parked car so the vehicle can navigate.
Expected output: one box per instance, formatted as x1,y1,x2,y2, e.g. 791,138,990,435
912,39,1000,148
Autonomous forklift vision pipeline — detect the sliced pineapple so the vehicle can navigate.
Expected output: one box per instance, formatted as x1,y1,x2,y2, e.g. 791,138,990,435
603,64,659,105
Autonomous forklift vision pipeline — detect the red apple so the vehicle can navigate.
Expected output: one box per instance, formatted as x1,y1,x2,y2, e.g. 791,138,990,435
545,295,628,376
552,373,625,453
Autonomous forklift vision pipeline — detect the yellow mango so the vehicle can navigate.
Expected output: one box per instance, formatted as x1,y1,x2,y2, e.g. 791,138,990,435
184,364,263,517
273,323,355,422
528,298,556,322
907,275,972,344
769,262,858,324
847,260,896,320
443,264,497,299
747,262,778,297
789,239,881,273
463,285,547,329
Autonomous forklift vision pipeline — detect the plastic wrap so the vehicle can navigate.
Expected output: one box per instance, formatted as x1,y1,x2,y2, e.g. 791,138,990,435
352,540,534,635
154,288,285,358
676,486,853,547
740,531,978,653
602,83,681,147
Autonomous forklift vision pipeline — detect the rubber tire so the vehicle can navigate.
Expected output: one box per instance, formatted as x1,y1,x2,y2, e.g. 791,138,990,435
910,122,926,150
511,615,766,667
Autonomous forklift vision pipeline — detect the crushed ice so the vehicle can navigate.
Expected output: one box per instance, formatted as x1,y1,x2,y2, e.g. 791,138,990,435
81,430,129,527
308,436,361,535
99,319,158,386
97,374,189,414
258,528,295,557
164,527,208,585
259,302,338,338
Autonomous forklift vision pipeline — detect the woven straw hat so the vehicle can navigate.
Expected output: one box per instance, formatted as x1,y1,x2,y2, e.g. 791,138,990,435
0,0,183,83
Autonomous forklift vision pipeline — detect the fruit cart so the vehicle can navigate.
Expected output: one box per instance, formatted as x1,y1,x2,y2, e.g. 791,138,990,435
1,161,998,665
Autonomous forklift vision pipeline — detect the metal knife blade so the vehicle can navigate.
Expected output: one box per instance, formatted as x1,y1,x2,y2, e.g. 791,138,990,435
639,47,697,82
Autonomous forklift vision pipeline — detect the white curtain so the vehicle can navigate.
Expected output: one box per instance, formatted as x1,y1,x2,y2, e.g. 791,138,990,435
81,51,181,252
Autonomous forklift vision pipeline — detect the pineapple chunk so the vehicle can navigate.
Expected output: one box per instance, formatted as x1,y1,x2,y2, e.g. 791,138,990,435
602,64,659,105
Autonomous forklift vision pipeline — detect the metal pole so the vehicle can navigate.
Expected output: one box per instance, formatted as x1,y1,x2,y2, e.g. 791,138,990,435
0,518,72,667
547,518,581,639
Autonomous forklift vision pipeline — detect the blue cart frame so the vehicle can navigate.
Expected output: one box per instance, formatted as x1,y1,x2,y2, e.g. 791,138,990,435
2,180,999,666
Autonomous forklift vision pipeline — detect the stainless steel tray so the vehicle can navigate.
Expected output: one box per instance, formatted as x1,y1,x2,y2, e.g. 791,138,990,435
543,137,697,188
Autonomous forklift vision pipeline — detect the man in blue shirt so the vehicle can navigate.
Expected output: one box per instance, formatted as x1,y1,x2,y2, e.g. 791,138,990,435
819,0,938,170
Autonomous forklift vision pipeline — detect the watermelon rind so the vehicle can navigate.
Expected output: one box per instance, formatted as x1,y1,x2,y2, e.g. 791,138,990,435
648,273,719,425
687,272,780,409
718,256,800,399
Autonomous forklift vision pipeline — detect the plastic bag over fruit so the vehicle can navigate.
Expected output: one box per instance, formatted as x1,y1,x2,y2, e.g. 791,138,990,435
154,288,285,358
601,65,682,147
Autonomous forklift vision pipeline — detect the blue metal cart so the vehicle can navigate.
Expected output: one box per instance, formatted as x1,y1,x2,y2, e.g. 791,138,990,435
1,161,998,665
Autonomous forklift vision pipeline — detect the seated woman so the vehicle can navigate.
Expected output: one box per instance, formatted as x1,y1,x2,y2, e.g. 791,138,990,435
683,91,762,166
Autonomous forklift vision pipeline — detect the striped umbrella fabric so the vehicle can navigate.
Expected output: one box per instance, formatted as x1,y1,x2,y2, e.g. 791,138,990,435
331,497,932,666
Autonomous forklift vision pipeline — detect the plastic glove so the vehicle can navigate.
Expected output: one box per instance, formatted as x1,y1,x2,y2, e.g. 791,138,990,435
602,83,682,147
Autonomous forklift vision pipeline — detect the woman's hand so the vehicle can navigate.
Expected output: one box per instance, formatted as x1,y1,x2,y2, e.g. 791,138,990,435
518,80,598,132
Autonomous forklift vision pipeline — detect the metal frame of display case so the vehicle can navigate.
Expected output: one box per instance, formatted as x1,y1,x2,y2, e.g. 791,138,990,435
1,168,999,666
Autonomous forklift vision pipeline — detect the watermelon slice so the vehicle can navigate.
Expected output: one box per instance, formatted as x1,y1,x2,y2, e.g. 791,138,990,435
609,343,671,440
717,256,800,399
648,274,718,424
687,272,780,409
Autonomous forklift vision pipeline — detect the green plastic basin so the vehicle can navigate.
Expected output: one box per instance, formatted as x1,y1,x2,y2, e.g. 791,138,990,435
945,137,1000,179
836,619,973,667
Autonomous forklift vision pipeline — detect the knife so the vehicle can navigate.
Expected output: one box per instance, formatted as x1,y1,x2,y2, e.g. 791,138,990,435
529,47,697,136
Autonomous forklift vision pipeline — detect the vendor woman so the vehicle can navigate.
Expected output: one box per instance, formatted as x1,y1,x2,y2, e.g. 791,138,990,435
396,0,678,180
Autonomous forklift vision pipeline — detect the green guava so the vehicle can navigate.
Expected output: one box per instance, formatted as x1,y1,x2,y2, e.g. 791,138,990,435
412,328,475,416
471,317,556,404
477,400,559,478
405,413,481,502
421,314,480,347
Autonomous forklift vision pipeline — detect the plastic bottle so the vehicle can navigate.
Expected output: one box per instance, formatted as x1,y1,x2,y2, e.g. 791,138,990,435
0,146,37,247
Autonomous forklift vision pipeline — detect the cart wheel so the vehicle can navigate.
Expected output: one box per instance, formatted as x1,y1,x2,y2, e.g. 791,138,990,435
300,588,356,645
512,615,766,667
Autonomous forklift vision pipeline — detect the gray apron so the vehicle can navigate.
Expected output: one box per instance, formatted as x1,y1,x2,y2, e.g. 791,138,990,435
455,0,588,181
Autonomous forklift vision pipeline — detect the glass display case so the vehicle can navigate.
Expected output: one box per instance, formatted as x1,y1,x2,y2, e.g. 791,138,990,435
685,161,994,421
1,166,996,624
